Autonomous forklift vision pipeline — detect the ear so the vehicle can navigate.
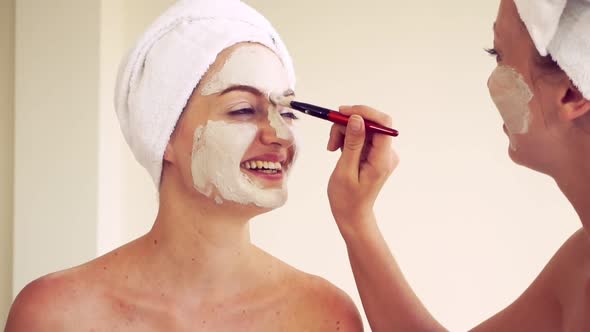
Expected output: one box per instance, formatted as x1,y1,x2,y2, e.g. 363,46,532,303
559,81,590,121
163,143,176,164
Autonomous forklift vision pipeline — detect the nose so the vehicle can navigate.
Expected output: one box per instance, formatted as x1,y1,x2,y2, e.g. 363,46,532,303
258,116,294,148
487,66,499,90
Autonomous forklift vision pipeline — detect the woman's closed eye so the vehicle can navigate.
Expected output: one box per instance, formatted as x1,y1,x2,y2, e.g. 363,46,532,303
280,111,299,120
485,47,502,62
228,108,256,117
227,107,299,121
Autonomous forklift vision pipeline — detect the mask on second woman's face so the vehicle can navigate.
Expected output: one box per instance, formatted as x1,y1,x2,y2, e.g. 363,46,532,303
488,65,534,150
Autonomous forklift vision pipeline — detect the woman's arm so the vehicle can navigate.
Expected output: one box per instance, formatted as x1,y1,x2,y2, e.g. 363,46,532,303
327,106,446,332
342,216,446,332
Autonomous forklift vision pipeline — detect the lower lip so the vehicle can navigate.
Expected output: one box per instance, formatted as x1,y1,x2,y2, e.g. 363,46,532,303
241,168,284,181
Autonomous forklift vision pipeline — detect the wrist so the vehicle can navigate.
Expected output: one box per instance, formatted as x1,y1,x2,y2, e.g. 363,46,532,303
336,212,380,243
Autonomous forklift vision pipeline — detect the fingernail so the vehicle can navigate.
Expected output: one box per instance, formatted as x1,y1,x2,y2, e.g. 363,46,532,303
350,115,362,132
340,105,352,111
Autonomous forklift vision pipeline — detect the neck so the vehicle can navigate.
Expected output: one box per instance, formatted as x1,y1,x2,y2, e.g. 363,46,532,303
554,165,590,230
141,180,266,298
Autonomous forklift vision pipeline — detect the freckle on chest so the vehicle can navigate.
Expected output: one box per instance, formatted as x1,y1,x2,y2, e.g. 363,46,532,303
113,299,138,322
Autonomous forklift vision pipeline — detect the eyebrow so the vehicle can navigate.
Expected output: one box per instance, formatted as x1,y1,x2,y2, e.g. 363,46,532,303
219,85,264,96
218,85,297,103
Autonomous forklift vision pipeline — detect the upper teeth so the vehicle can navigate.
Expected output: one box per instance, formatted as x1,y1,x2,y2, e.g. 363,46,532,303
241,160,283,170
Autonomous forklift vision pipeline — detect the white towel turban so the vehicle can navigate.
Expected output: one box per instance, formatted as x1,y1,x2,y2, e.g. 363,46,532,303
514,0,590,99
114,0,296,187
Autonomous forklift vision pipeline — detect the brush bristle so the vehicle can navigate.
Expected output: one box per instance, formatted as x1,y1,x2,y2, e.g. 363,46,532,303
269,90,295,108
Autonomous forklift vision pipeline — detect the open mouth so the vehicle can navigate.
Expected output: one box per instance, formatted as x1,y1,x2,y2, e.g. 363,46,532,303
240,160,284,175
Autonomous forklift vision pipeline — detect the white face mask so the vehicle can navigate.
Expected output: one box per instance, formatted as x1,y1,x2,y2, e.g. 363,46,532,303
191,44,296,208
201,44,294,141
488,65,534,150
191,120,291,209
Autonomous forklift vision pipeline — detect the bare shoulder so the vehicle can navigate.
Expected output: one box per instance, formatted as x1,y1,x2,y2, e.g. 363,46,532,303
555,228,590,265
292,272,364,331
527,228,590,298
5,268,92,332
4,248,128,332
472,228,590,332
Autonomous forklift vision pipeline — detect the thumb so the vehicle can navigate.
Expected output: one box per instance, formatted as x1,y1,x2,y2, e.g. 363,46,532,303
337,115,366,172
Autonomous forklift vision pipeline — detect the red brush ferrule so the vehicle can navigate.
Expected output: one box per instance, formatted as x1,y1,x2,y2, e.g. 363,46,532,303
327,111,399,137
327,111,350,126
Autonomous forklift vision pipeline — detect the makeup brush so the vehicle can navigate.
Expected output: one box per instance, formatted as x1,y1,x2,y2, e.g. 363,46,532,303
269,90,399,137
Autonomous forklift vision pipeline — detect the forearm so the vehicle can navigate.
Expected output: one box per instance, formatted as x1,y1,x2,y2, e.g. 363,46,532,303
340,216,447,332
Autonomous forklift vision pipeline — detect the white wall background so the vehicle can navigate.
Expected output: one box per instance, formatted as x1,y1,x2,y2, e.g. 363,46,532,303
97,0,171,260
3,1,581,331
13,0,102,299
1,0,15,325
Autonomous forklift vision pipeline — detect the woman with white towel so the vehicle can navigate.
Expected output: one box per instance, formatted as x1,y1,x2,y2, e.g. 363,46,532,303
4,1,365,331
326,0,590,331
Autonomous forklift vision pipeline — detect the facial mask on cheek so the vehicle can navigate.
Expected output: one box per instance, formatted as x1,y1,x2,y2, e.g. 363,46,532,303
488,66,534,143
191,120,288,209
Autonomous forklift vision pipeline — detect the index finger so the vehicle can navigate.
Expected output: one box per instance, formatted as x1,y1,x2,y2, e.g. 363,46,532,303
340,105,395,168
327,123,346,151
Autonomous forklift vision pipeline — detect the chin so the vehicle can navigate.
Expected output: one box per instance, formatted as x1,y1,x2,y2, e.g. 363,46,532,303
216,190,288,213
507,142,555,177
249,201,285,214
507,144,521,164
225,198,287,221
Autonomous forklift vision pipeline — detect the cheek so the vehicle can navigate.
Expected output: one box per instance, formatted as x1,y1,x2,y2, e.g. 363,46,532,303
170,125,197,169
529,82,562,128
288,125,301,165
488,65,534,135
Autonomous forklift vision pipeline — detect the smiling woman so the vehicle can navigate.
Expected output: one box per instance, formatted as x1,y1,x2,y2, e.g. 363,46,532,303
175,44,299,209
3,1,362,331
